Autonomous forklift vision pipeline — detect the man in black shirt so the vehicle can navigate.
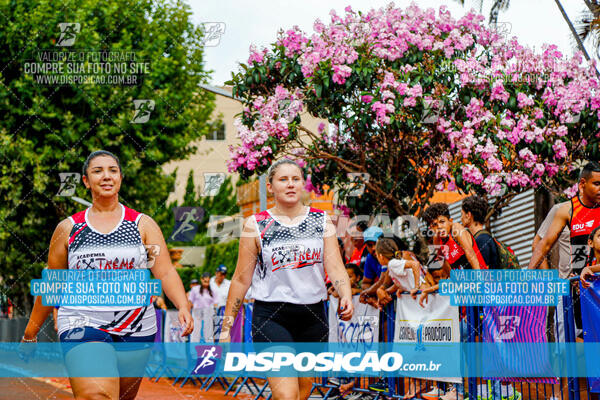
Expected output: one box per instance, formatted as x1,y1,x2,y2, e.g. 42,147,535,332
460,196,499,268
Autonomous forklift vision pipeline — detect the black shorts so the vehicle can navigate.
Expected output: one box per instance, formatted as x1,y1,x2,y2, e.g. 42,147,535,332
252,300,328,342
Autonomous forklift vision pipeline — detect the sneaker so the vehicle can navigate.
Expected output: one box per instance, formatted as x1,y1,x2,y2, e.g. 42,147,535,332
368,379,388,392
421,387,445,400
440,387,464,400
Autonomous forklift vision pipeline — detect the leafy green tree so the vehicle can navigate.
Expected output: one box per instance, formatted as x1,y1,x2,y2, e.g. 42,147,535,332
0,0,215,314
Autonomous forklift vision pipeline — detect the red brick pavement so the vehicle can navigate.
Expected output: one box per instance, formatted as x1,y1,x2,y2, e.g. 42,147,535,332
0,377,256,399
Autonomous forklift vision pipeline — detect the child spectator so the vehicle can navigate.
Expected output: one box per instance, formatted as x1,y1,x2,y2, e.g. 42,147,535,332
362,227,384,289
331,263,362,298
581,225,600,288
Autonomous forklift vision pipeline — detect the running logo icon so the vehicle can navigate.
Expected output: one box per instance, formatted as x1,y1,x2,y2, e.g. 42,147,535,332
495,315,521,340
203,173,226,197
347,173,370,197
192,345,222,375
131,100,155,123
56,23,80,47
169,207,204,242
200,23,226,47
57,172,80,196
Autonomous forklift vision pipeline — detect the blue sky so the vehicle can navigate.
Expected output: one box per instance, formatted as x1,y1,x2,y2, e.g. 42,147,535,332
188,0,585,85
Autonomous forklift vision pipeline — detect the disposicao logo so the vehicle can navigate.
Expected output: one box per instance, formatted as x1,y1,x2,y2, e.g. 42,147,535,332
192,345,223,375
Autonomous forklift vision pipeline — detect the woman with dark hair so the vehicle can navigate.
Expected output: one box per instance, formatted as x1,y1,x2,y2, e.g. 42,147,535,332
22,150,193,399
220,158,354,400
188,272,218,309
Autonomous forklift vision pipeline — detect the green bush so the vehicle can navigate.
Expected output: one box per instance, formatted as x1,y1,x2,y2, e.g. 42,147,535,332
202,239,239,280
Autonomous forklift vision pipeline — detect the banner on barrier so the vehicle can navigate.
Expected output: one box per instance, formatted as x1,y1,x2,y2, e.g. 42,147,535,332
328,296,379,344
579,280,600,393
212,306,243,342
191,308,215,343
482,305,556,384
394,293,460,383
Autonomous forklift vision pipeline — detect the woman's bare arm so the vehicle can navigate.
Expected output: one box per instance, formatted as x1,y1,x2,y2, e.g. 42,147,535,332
220,217,259,340
23,219,71,340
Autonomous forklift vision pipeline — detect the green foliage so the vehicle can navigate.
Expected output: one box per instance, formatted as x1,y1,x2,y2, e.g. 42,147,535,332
202,239,239,279
165,239,239,309
0,0,216,314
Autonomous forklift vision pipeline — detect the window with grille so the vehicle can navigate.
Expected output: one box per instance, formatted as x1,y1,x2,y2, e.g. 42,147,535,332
208,123,225,141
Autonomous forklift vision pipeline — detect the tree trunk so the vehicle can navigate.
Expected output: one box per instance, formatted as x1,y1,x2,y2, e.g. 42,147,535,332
554,0,594,62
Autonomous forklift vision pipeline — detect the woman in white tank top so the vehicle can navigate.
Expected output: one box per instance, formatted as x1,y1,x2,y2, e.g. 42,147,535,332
22,150,193,400
220,159,354,400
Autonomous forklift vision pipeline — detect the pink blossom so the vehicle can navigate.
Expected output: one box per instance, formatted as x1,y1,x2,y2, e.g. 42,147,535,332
408,84,423,98
487,156,503,172
563,183,579,199
361,95,374,103
318,122,326,134
545,163,559,177
518,148,537,168
474,139,497,160
332,64,352,84
248,46,268,64
461,164,484,184
483,174,504,196
552,140,568,159
555,126,568,137
490,80,510,103
403,97,417,107
532,163,545,176
517,92,534,108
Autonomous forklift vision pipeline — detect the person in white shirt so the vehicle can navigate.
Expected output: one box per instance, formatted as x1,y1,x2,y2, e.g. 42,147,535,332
220,158,353,400
209,264,231,308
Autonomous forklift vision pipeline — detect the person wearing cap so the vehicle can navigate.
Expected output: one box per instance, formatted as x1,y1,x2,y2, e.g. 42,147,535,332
188,272,217,310
210,264,231,308
361,226,384,289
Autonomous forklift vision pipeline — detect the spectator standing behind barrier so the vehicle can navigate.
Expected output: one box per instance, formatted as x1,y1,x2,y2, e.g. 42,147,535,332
421,202,487,400
361,226,384,289
421,203,487,287
533,201,572,341
461,196,522,400
529,162,600,336
530,162,600,273
0,290,12,318
348,224,369,269
186,279,199,302
210,264,231,309
533,202,572,278
461,196,499,268
188,273,217,310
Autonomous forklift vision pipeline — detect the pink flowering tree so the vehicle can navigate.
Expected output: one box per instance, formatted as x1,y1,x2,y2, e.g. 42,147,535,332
227,3,600,219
